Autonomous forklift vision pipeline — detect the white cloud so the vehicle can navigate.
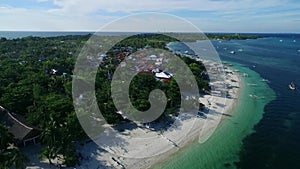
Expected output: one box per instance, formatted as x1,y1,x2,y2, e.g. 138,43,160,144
0,0,299,32
0,6,115,31
100,13,200,32
50,0,285,14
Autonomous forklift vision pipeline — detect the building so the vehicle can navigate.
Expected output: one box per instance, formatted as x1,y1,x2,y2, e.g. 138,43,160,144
0,106,41,146
155,71,173,79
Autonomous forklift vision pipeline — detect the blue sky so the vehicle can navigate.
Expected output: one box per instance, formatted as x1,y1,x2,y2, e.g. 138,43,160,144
0,0,300,33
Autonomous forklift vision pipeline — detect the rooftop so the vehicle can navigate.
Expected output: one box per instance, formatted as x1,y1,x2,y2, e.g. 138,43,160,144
0,106,41,142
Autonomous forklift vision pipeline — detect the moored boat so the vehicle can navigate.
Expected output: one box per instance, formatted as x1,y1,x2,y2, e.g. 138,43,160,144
289,82,296,90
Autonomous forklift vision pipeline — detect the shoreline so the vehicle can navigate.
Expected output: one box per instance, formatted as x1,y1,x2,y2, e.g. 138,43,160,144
150,76,243,169
23,62,242,169
75,63,242,169
154,63,276,169
23,64,242,169
19,35,279,169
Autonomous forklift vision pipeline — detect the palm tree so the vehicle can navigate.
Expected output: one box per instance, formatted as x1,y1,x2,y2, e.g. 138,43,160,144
40,118,59,165
7,143,28,169
0,124,28,169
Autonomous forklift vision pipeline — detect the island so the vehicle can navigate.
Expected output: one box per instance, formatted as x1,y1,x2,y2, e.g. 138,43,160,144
0,33,246,168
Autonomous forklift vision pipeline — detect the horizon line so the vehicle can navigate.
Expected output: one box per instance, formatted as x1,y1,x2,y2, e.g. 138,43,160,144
0,30,300,34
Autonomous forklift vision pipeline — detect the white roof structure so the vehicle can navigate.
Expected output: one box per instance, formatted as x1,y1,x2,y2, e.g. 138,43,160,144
155,72,173,79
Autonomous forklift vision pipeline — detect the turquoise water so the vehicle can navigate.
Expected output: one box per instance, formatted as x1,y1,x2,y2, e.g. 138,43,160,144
218,36,300,169
155,63,275,169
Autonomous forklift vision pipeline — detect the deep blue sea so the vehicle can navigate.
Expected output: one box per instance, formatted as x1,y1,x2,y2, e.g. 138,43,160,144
160,34,300,169
1,31,299,168
212,34,300,169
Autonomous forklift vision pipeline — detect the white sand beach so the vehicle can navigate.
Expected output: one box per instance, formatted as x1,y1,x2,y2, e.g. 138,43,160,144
23,62,241,169
74,64,241,169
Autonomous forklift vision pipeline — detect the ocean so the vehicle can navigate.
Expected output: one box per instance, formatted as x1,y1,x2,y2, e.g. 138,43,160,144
217,35,300,169
1,32,299,168
159,34,300,169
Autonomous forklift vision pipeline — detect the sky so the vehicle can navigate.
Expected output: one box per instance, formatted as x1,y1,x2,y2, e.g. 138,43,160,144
0,0,300,33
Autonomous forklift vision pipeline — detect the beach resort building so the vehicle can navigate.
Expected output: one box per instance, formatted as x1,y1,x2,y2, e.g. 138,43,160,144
0,106,41,146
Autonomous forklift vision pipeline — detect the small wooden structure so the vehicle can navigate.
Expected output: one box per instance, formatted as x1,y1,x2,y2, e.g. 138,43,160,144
0,106,41,146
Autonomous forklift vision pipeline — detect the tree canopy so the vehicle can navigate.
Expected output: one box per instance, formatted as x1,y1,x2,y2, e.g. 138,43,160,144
0,33,210,167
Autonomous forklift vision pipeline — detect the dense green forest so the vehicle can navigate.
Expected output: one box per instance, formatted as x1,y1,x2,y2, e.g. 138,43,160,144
206,33,263,40
0,33,258,167
156,33,263,42
0,35,90,167
95,34,209,124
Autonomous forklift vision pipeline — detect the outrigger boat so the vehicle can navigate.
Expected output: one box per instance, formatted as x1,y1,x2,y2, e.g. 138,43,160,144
289,82,296,90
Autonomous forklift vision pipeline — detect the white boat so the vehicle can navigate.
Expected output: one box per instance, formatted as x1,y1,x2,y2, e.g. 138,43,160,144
289,82,296,90
230,51,235,54
261,79,270,83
